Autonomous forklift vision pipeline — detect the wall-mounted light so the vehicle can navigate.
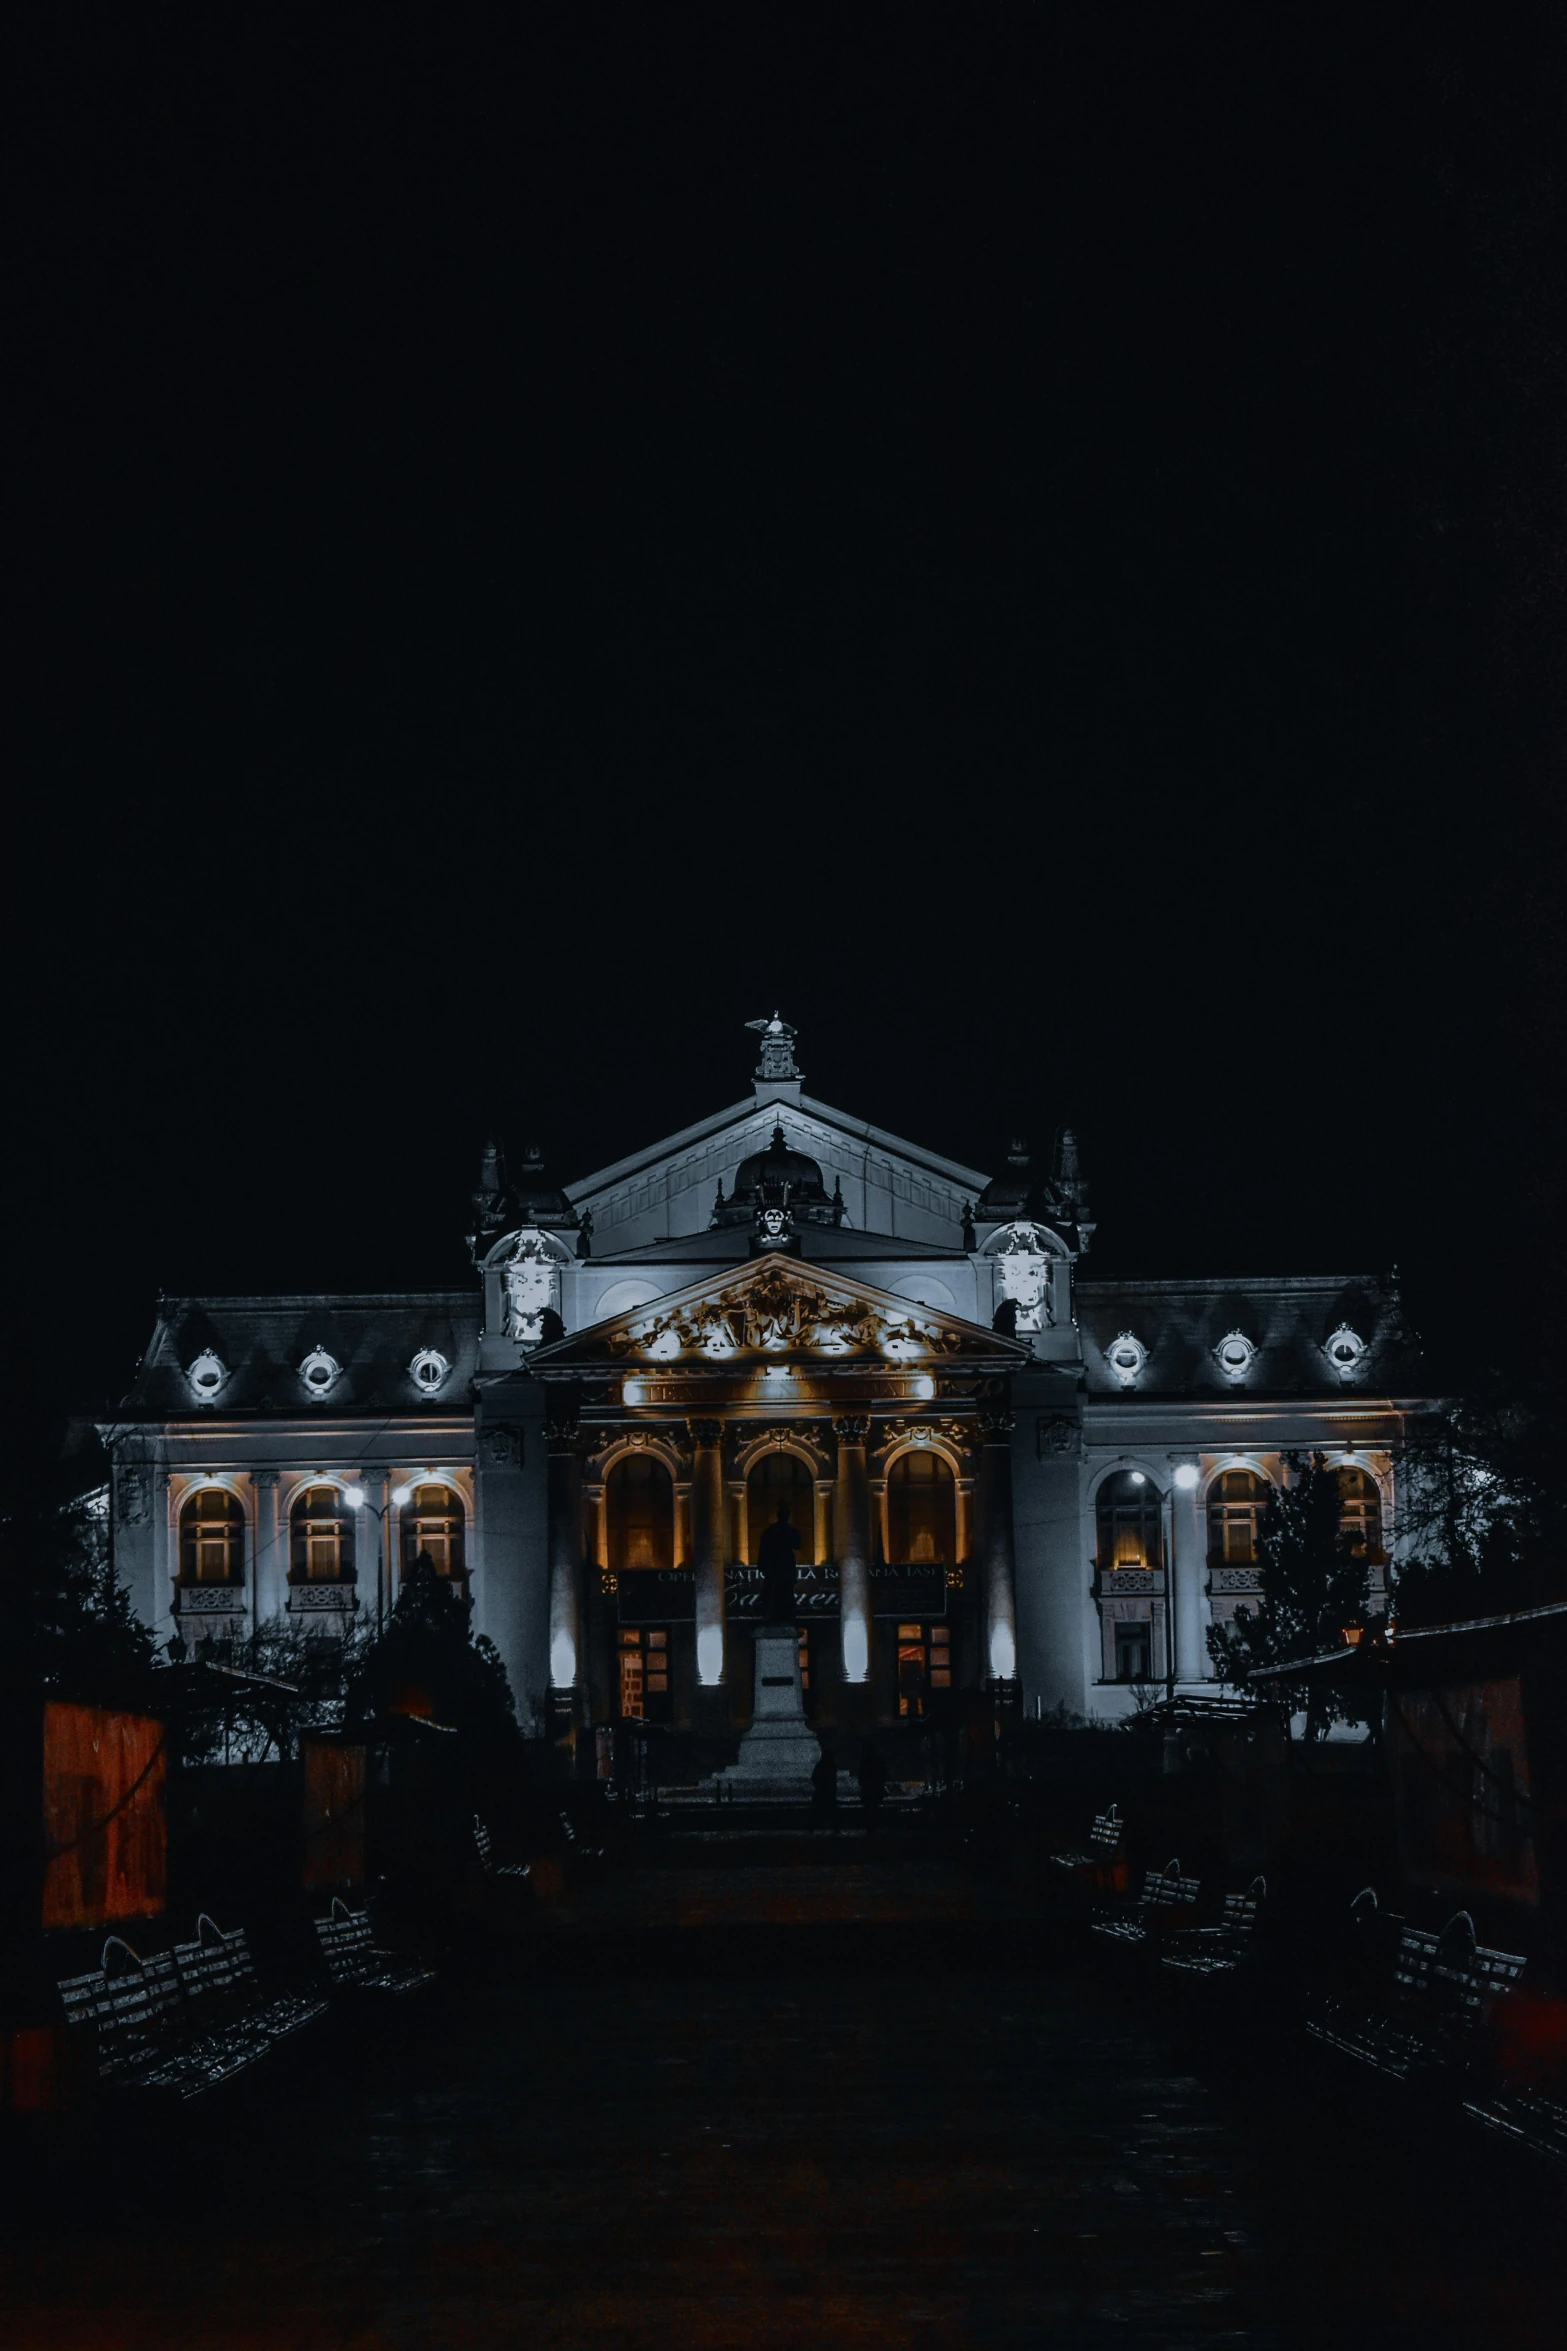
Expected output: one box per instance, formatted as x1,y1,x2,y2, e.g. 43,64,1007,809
391,1484,413,1507
344,1485,366,1509
1173,1463,1200,1491
1129,1470,1146,1485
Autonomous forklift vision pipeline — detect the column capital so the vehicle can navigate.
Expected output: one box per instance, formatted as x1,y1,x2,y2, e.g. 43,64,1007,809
686,1417,725,1450
545,1417,583,1456
359,1465,388,1492
250,1467,280,1489
832,1414,870,1446
979,1409,1015,1442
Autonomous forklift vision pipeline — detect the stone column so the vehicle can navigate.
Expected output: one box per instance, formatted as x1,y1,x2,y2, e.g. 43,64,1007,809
977,1409,1019,1684
1168,1457,1208,1682
687,1419,727,1686
545,1419,584,1702
832,1416,872,1683
251,1469,281,1629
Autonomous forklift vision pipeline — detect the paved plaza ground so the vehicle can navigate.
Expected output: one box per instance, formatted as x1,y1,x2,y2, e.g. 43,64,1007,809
4,1840,1563,2348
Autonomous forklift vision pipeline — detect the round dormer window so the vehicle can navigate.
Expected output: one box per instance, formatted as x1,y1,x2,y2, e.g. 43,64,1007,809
1326,1324,1366,1375
299,1348,341,1396
1106,1332,1147,1387
409,1348,449,1393
1215,1331,1256,1380
187,1349,226,1401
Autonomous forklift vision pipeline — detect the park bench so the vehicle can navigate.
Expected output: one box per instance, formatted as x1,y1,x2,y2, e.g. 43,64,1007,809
1307,1906,1526,2083
558,1807,605,1864
473,1814,532,1882
1090,1858,1201,1945
1047,1803,1123,1874
1462,2084,1567,2171
1161,1877,1267,1979
314,1896,437,1997
174,1913,328,2048
59,1926,308,2102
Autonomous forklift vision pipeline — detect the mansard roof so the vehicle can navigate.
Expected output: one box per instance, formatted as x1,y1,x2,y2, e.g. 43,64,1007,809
529,1252,1028,1379
118,1292,481,1421
595,1225,963,1267
1075,1274,1418,1399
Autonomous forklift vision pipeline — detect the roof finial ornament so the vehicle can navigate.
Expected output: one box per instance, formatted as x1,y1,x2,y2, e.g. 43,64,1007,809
745,1011,801,1087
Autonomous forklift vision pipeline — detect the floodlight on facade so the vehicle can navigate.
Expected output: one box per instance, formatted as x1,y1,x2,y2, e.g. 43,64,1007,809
1173,1463,1200,1491
344,1485,366,1509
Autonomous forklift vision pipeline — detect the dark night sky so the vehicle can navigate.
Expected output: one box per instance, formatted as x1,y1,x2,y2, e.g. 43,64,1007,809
10,4,1567,1442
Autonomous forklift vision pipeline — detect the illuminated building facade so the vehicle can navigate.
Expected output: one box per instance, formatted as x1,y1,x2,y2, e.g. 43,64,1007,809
102,1018,1416,1735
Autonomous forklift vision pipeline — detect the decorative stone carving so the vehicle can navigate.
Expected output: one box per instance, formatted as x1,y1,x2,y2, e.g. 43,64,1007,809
993,1224,1055,1332
609,1263,965,1366
187,1349,227,1402
1209,1568,1264,1594
687,1418,725,1450
286,1584,360,1613
978,1408,1015,1442
298,1348,342,1397
544,1418,582,1456
482,1425,522,1467
832,1414,871,1445
1105,1332,1147,1387
177,1586,247,1615
504,1230,564,1345
1037,1414,1082,1460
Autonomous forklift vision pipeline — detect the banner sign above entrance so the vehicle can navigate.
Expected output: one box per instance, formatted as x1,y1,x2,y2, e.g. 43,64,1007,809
615,1563,948,1624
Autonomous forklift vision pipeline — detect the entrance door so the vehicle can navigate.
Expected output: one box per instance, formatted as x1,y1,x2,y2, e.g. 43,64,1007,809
896,1622,952,1717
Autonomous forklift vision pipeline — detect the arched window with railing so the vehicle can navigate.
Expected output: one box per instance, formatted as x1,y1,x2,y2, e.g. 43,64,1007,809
605,1455,673,1574
290,1484,356,1583
1207,1469,1271,1566
886,1450,956,1567
179,1486,245,1584
747,1451,816,1566
400,1483,467,1581
1337,1466,1384,1560
1095,1470,1164,1571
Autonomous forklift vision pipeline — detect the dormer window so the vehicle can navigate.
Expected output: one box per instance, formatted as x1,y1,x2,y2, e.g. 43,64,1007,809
299,1348,341,1397
409,1348,449,1394
187,1349,226,1402
1325,1324,1366,1377
1106,1333,1147,1387
1215,1331,1256,1381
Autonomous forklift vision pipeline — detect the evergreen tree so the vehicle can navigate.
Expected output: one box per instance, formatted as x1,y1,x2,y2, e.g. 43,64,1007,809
342,1558,520,1758
1207,1451,1369,1738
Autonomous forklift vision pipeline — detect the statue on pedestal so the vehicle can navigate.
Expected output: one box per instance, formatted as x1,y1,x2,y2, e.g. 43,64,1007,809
757,1503,801,1624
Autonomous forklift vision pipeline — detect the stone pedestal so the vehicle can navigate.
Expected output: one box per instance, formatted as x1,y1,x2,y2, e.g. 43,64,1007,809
716,1625,820,1796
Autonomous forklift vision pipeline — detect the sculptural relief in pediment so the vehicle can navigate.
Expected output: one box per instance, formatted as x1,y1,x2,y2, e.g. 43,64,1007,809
604,1262,966,1367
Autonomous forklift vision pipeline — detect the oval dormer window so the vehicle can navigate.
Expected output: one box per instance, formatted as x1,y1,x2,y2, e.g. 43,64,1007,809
1106,1333,1146,1387
187,1349,226,1401
1215,1331,1256,1380
299,1348,341,1396
409,1348,449,1393
1326,1324,1366,1375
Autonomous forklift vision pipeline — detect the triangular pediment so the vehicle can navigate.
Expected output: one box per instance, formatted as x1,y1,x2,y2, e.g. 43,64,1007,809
530,1253,1028,1376
564,1095,990,1256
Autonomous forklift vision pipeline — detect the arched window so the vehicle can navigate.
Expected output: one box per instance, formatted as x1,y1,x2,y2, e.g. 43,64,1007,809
1207,1469,1270,1566
1095,1470,1163,1570
180,1486,244,1584
747,1452,815,1565
401,1484,466,1580
290,1485,356,1582
606,1455,674,1573
886,1451,957,1567
1337,1466,1384,1559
